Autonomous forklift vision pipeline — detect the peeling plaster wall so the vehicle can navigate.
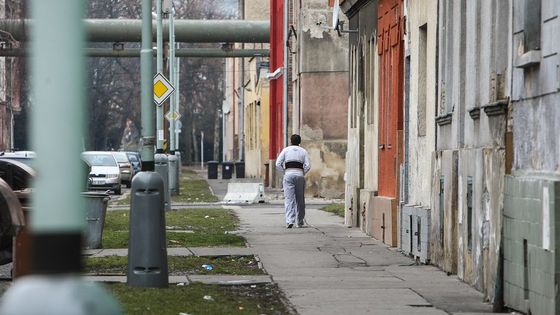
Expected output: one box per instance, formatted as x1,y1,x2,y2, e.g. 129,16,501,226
430,150,458,273
293,0,348,199
343,1,378,230
504,1,560,313
434,2,510,303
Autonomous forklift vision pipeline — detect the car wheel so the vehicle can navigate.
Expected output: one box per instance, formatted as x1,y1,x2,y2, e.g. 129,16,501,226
125,181,131,188
114,186,122,195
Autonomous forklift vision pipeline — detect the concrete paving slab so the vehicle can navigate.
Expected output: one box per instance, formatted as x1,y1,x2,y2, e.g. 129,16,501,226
187,275,272,285
188,247,254,256
84,247,253,258
84,275,189,284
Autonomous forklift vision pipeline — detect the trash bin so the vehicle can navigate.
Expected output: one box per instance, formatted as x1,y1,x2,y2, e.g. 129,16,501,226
235,161,245,178
207,161,219,179
222,162,234,180
82,192,110,249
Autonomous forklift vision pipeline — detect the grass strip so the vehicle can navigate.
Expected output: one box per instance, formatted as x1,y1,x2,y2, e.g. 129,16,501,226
107,282,296,315
172,169,219,203
102,208,246,248
84,255,264,276
320,203,345,217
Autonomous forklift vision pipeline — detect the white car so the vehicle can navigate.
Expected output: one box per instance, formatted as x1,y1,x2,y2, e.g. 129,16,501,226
82,151,122,195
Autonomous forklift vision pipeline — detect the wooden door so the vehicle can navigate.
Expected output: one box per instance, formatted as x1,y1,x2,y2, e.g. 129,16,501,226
377,0,404,198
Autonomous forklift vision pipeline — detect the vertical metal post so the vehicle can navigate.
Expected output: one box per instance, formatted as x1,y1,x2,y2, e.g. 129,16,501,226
29,0,86,275
201,131,204,169
169,8,176,153
154,0,170,210
174,48,180,150
156,0,164,151
140,0,155,170
282,0,289,147
0,0,121,313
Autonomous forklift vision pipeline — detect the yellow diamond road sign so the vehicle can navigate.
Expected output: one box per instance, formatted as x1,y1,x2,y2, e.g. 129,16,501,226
166,111,182,121
153,73,175,106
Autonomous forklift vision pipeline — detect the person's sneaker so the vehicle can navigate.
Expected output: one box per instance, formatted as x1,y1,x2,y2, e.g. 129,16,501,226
286,223,294,229
296,222,307,228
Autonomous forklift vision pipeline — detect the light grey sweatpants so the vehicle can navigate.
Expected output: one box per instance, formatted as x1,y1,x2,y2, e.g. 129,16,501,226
283,173,305,225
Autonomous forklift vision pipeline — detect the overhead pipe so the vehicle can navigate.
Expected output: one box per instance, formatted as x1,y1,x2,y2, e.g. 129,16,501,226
0,47,269,58
0,19,270,43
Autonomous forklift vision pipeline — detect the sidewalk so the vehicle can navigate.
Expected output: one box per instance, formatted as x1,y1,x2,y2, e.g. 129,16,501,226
230,204,497,315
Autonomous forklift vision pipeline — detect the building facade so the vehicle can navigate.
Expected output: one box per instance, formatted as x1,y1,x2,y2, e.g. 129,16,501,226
503,0,560,314
400,0,438,264
291,0,348,198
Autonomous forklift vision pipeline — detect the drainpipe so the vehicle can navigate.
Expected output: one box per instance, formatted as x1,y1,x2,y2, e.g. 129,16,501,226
0,0,121,313
282,0,289,147
156,0,164,151
239,56,245,161
140,0,155,170
239,0,245,161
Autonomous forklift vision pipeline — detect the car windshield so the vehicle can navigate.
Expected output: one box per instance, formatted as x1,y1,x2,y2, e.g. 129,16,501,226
113,153,129,163
127,154,138,162
83,154,117,166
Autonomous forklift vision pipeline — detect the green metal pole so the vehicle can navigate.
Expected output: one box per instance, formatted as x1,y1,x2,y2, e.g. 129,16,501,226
141,0,155,170
28,0,86,274
169,8,176,153
156,0,164,151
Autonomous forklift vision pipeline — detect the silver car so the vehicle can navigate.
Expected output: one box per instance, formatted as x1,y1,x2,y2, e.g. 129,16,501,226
82,151,122,195
110,151,134,187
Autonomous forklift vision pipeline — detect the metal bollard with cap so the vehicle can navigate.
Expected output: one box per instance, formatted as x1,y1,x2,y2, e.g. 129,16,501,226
127,172,168,288
154,153,170,211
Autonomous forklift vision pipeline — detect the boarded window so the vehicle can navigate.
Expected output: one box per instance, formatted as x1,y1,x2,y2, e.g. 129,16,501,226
417,23,428,136
524,0,541,51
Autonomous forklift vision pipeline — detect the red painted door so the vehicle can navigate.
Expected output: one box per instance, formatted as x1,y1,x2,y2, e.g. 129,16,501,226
377,0,404,198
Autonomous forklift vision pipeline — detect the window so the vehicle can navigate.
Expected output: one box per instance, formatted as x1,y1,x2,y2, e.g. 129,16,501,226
524,0,541,51
417,23,428,136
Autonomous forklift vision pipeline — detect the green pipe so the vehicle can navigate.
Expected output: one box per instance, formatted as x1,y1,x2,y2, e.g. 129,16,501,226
0,19,270,43
140,0,154,170
0,47,270,58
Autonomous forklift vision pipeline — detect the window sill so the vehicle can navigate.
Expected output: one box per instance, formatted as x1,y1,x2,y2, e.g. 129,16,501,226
468,107,481,120
435,112,453,126
515,50,541,69
482,98,509,117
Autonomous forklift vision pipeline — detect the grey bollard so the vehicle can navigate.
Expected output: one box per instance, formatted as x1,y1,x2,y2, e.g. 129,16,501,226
127,172,168,288
154,153,171,211
175,151,182,175
168,154,179,196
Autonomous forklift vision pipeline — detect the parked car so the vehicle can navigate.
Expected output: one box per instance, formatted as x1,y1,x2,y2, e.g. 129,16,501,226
124,151,142,176
82,151,122,195
0,151,36,168
110,151,133,188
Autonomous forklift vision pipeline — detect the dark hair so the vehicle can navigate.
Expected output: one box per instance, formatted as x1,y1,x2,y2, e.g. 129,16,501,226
290,134,301,145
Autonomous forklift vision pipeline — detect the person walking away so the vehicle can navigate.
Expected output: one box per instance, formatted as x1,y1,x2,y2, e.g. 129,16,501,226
275,134,311,228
